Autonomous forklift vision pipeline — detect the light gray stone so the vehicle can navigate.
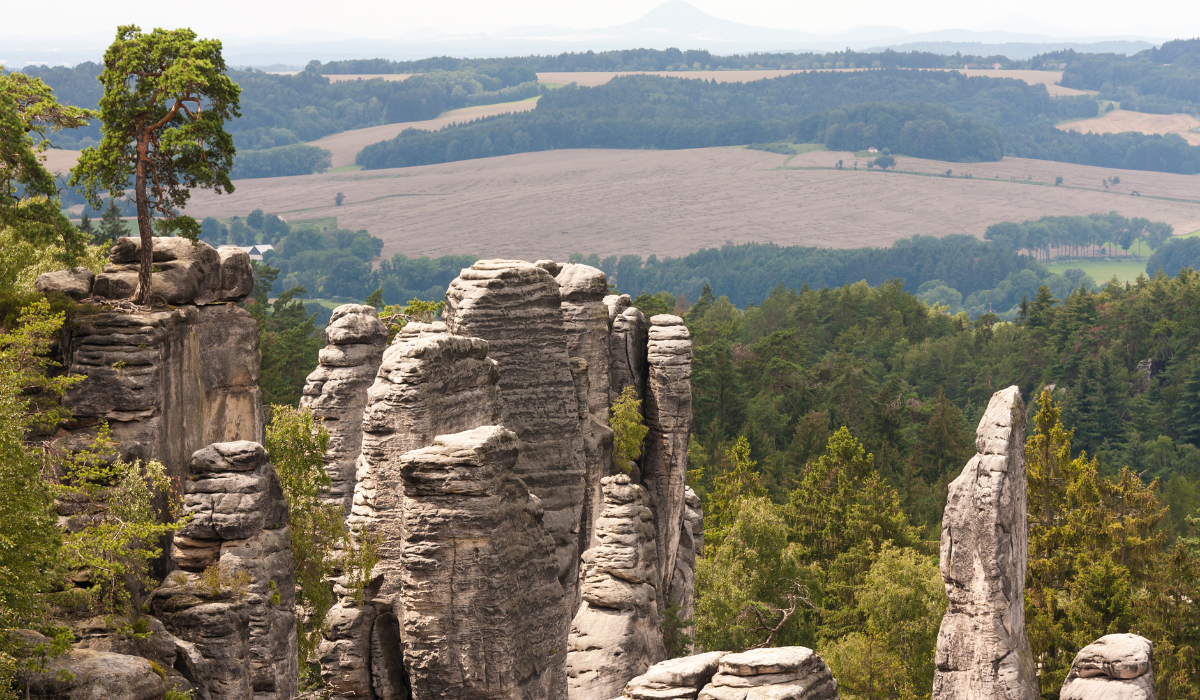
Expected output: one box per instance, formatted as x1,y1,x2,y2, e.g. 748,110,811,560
933,385,1038,700
398,426,567,699
695,647,839,700
213,246,255,302
35,267,94,300
94,236,223,305
605,296,648,405
24,647,166,700
1060,634,1154,700
325,304,388,346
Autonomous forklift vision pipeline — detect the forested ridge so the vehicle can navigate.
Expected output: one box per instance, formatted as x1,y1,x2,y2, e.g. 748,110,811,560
683,270,1200,695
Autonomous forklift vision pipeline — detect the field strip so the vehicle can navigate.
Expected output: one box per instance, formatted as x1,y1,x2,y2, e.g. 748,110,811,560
276,192,448,215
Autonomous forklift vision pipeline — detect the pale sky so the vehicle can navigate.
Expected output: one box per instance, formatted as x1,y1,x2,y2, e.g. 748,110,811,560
4,0,1195,41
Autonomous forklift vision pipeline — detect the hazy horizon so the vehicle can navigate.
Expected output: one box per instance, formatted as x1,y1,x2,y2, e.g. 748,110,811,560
2,0,1194,44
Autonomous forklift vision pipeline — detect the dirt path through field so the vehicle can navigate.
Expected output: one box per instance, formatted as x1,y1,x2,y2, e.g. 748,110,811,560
184,147,1200,261
1058,109,1200,146
305,98,541,168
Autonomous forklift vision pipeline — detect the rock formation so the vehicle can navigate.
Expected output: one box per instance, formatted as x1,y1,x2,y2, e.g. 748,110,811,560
352,321,501,599
568,474,664,699
1060,634,1154,700
398,426,567,699
604,294,648,404
933,385,1038,700
158,441,298,700
620,652,728,700
300,304,388,512
642,314,695,607
697,648,839,700
443,260,587,594
50,237,261,482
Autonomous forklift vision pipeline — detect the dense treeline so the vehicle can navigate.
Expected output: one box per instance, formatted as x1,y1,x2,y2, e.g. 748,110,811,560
684,270,1200,693
358,69,1101,169
309,47,995,74
10,63,540,151
227,143,332,179
1147,236,1200,276
984,211,1174,259
1053,38,1200,113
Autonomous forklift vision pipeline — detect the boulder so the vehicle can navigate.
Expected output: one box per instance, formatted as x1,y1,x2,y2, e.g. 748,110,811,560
621,652,727,700
398,426,568,699
301,304,388,512
35,267,95,300
1060,634,1154,700
24,646,166,700
93,236,222,305
697,647,839,700
444,260,587,598
213,246,256,302
933,386,1038,700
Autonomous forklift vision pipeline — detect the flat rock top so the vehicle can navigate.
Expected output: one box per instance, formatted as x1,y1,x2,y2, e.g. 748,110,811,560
556,263,608,300
650,314,685,326
400,425,516,463
636,651,728,688
718,647,818,676
1073,634,1153,680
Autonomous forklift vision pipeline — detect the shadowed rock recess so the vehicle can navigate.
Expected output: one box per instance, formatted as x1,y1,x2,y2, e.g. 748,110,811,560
36,255,712,700
934,386,1038,700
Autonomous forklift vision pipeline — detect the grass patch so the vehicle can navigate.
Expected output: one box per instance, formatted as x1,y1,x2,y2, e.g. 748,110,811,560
747,142,827,155
326,164,363,173
286,216,338,230
1045,257,1149,285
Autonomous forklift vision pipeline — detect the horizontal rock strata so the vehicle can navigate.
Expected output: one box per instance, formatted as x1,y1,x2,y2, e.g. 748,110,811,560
620,651,728,700
568,474,664,699
399,426,567,699
934,385,1038,700
698,647,839,700
163,441,298,700
444,260,586,593
300,304,388,512
1060,634,1154,700
605,295,648,404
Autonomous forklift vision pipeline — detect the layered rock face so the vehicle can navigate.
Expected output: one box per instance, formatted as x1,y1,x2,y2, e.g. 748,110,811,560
300,304,388,512
934,386,1038,700
443,260,587,591
352,321,501,599
621,652,727,700
399,427,567,699
568,474,665,699
1060,634,1154,700
59,301,263,480
642,315,695,605
159,441,298,700
698,648,839,700
604,294,648,404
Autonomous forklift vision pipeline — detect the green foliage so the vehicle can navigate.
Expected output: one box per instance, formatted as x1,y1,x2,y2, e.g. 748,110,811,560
265,406,379,681
230,144,332,179
872,154,896,169
247,263,323,407
54,424,187,615
610,386,649,474
823,545,945,700
70,26,241,304
630,291,675,318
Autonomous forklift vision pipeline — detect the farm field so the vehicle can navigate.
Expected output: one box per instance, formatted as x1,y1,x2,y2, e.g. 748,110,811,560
305,97,540,168
1045,258,1154,284
183,147,1200,261
1057,109,1200,146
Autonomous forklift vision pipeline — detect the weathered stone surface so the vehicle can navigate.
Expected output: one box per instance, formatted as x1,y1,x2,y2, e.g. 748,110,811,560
214,246,256,302
643,315,694,602
24,646,167,700
318,597,378,698
1060,634,1154,700
934,385,1037,700
668,486,703,651
59,304,263,481
621,652,727,700
35,267,95,300
558,264,612,418
93,236,224,305
568,474,664,699
150,587,252,700
444,260,587,594
605,295,648,404
301,304,387,512
351,321,500,600
399,426,567,699
163,441,298,700
696,647,839,700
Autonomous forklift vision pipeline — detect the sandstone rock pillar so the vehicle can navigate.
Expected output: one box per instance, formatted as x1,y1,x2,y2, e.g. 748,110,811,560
567,474,664,699
1060,634,1154,700
933,385,1038,700
604,294,648,404
300,304,388,512
642,314,694,602
399,427,568,699
443,260,587,595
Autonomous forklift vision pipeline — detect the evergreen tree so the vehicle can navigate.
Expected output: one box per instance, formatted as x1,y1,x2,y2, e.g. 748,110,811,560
1062,353,1125,455
95,199,126,245
1175,358,1200,447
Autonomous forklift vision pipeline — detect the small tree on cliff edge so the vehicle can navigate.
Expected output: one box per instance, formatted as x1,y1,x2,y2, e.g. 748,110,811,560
71,26,240,304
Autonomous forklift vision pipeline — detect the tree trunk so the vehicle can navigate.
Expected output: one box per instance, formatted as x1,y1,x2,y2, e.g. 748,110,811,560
133,131,154,305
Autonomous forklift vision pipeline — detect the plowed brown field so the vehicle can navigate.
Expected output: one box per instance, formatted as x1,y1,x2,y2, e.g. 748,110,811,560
1058,109,1200,146
183,147,1200,261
